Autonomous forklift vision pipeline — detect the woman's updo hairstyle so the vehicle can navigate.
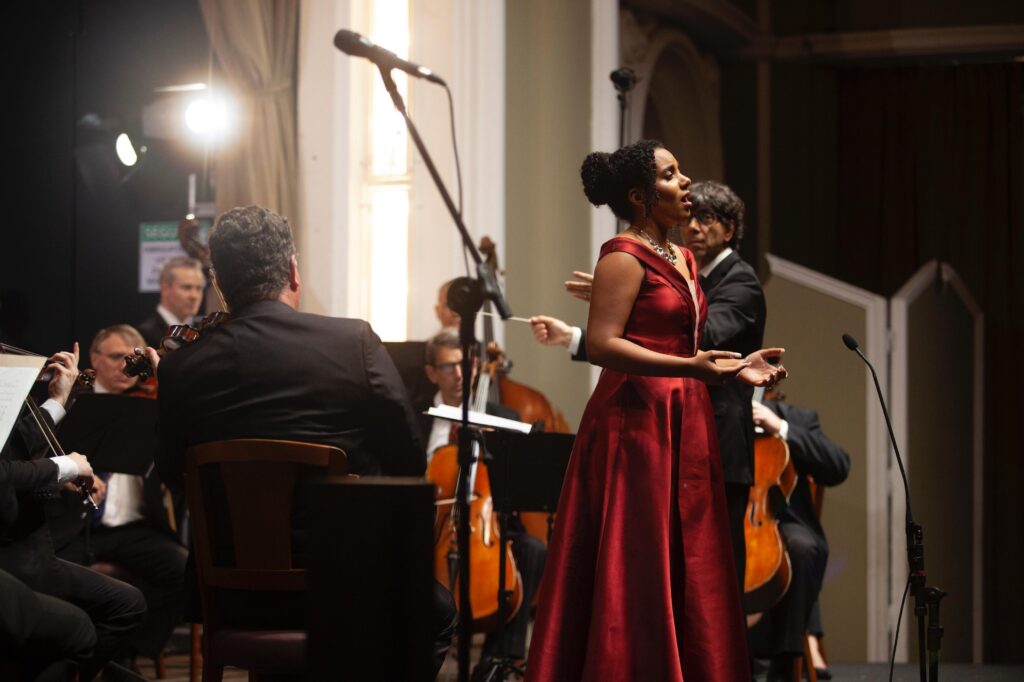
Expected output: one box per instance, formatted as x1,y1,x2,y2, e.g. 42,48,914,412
580,139,663,222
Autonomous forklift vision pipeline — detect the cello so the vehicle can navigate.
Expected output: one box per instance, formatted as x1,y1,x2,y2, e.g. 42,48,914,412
742,386,798,616
426,345,524,633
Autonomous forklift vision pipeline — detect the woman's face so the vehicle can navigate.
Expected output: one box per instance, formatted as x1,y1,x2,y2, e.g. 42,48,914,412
647,147,692,229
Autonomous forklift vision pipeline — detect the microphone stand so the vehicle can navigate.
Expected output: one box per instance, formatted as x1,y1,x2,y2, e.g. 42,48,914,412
377,65,513,682
844,336,945,682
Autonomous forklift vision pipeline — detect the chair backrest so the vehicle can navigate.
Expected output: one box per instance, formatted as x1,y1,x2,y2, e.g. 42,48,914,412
184,439,348,598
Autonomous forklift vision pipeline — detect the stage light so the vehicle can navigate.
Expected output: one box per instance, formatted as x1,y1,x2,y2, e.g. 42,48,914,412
184,97,231,136
115,133,142,166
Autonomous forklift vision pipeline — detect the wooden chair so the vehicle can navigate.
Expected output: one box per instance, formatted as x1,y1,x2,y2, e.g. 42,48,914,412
184,439,348,682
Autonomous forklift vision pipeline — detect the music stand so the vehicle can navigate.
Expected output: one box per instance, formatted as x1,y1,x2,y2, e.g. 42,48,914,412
476,431,574,681
58,393,158,475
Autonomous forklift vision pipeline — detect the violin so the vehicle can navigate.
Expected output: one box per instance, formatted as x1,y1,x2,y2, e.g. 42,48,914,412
743,387,797,616
123,311,230,380
426,344,525,633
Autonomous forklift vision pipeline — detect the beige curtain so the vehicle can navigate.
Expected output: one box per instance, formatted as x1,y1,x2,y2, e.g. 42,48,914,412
199,0,299,232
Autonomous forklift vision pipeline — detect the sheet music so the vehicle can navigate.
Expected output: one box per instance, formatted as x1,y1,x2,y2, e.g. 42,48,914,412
425,404,533,434
0,355,46,451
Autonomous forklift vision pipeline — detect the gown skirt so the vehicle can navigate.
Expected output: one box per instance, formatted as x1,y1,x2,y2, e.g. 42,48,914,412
525,238,750,681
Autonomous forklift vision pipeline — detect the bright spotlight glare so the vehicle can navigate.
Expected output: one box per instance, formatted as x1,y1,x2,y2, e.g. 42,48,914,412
115,133,138,166
185,98,230,136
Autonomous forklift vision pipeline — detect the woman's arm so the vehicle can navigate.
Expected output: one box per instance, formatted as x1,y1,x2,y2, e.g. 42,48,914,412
585,251,745,382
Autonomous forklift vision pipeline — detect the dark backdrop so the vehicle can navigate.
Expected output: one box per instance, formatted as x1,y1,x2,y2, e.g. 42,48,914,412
742,58,1023,662
0,0,210,364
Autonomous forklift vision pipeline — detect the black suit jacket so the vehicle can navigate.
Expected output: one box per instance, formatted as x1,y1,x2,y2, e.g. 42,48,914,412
0,410,63,582
699,251,766,485
136,310,170,349
155,299,426,491
763,400,850,541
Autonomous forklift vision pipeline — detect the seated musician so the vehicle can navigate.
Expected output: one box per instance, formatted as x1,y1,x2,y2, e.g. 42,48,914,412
52,324,187,669
420,328,546,673
152,205,456,678
137,256,206,348
747,396,850,681
1,344,146,679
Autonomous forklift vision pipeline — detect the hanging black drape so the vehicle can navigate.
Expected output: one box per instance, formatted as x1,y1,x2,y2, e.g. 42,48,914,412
833,62,1022,663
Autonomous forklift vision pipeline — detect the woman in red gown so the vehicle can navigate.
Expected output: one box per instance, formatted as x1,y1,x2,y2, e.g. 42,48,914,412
526,141,785,681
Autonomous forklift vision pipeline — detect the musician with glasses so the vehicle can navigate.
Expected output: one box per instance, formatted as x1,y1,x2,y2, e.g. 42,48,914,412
419,328,546,676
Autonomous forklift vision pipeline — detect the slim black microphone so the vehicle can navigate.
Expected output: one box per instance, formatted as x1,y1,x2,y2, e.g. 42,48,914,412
841,333,912,522
333,29,446,85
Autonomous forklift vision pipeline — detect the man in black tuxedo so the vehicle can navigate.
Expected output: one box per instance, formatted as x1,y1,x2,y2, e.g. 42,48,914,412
154,205,454,676
0,346,146,679
749,398,849,680
136,256,206,348
418,328,545,673
52,324,187,667
528,181,767,594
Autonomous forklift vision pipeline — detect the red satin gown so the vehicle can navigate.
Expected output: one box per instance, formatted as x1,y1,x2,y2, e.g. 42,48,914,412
526,237,749,681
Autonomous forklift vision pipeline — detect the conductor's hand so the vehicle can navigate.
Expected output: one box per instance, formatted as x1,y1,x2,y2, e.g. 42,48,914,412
564,271,594,302
528,315,574,348
736,348,787,388
47,342,80,406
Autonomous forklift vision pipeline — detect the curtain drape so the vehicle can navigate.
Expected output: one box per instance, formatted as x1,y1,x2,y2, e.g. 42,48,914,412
834,62,1022,663
198,0,299,236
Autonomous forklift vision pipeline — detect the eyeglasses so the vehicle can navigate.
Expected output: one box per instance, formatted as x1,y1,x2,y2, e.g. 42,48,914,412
693,208,725,227
433,361,461,375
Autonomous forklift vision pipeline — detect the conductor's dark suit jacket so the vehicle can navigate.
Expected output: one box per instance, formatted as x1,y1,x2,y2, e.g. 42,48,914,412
155,299,426,490
575,250,766,485
699,251,766,486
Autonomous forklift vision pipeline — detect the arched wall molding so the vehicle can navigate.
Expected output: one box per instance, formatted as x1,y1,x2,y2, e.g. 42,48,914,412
619,10,723,180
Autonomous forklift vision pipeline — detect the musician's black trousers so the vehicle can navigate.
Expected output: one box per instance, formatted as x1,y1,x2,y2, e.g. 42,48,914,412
59,521,187,660
748,521,828,656
482,530,546,661
15,557,147,679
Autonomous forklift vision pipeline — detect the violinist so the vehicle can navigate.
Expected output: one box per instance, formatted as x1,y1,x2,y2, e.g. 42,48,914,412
747,397,849,681
153,205,456,678
0,343,146,680
420,328,546,673
51,324,187,669
136,256,206,348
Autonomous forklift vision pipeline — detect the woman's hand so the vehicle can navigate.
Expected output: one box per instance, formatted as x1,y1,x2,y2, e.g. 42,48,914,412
564,271,594,302
736,348,787,388
689,350,748,384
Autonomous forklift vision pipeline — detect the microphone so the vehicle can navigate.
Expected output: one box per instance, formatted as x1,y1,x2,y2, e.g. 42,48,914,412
609,67,639,93
333,29,446,85
840,333,912,520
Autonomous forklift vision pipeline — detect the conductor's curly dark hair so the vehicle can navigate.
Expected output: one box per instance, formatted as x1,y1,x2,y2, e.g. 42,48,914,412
580,139,663,222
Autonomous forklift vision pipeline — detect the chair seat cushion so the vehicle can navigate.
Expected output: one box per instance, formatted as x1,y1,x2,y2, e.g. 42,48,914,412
207,629,306,672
